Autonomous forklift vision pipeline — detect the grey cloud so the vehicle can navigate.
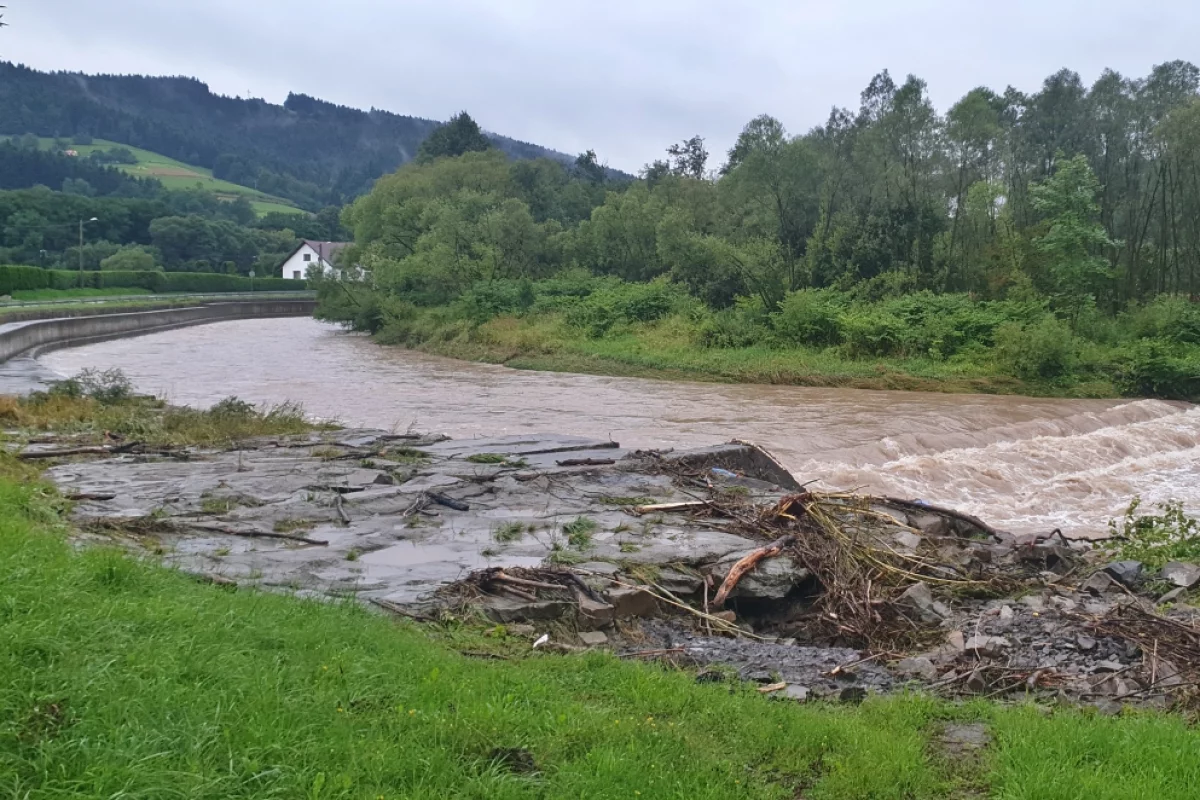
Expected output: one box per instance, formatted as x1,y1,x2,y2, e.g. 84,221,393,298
5,1,1199,171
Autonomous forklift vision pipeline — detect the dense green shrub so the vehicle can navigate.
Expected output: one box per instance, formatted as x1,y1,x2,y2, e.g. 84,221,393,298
1114,341,1200,400
772,288,847,347
563,279,684,336
457,279,535,323
838,308,906,358
699,305,772,348
1121,295,1200,345
993,315,1078,380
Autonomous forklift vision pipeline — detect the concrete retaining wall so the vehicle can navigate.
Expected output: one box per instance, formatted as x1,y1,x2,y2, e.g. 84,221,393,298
0,300,316,364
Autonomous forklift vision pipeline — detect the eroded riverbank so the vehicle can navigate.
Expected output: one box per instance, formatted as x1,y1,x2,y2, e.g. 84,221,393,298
40,316,1200,538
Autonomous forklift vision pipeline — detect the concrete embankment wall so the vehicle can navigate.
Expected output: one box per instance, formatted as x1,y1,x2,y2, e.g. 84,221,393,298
0,300,316,364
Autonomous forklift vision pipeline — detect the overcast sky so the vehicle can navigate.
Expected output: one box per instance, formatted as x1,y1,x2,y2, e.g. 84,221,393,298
4,1,1197,171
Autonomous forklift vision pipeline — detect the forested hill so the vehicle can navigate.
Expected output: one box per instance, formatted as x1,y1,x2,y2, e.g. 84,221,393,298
0,62,576,210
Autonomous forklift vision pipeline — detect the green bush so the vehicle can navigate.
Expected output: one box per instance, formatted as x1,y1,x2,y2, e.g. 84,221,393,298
772,288,847,347
563,279,684,336
993,315,1078,380
1103,497,1200,569
1121,295,1200,345
838,308,906,358
1114,341,1200,400
699,305,771,348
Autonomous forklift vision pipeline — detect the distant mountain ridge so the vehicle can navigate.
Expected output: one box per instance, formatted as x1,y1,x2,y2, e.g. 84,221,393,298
0,62,577,210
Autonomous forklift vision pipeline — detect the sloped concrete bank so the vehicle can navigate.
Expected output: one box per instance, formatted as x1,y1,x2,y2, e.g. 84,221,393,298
0,299,316,364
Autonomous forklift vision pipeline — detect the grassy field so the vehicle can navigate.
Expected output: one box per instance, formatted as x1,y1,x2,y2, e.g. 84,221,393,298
36,137,307,218
2,393,1200,798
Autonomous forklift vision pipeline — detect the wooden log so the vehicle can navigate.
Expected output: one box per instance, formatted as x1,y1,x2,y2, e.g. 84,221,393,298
428,492,470,511
634,501,709,515
712,534,797,607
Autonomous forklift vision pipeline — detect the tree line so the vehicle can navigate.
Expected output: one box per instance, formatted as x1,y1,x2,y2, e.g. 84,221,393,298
321,61,1200,399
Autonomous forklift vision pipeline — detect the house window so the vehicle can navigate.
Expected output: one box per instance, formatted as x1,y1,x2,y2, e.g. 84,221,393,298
292,271,302,280
303,253,312,262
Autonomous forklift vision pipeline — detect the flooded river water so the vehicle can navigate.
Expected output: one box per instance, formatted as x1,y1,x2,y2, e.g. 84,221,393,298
40,317,1200,538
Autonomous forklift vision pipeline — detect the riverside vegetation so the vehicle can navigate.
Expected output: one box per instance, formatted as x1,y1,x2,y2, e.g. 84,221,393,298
3,374,1200,798
319,63,1200,400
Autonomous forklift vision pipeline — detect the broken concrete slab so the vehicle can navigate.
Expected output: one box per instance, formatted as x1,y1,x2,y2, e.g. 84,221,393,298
1161,561,1200,589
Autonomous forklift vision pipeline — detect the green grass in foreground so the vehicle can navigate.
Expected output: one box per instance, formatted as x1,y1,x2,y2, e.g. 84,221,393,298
2,455,1200,798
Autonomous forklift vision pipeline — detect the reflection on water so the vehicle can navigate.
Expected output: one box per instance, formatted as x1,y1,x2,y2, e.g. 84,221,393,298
41,317,1200,537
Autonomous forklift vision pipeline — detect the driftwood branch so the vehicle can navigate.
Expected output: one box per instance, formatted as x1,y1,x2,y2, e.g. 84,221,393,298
556,458,616,467
428,492,470,511
186,522,329,546
713,534,797,607
19,441,141,460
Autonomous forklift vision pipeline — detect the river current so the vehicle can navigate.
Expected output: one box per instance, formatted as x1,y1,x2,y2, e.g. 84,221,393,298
40,317,1200,538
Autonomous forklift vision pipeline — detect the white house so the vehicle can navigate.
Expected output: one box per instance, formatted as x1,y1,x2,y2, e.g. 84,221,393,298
280,240,350,280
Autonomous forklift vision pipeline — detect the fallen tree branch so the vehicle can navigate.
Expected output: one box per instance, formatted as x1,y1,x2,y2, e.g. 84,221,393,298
428,492,470,512
713,534,797,607
19,441,141,460
879,496,1004,540
186,522,329,546
556,458,616,467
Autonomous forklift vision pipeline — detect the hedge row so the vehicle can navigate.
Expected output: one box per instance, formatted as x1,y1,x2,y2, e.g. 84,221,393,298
0,265,307,296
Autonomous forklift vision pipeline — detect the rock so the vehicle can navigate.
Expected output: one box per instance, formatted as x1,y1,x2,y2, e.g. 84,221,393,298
604,586,658,619
1161,561,1200,589
372,472,397,486
713,552,808,600
1092,699,1122,717
1159,587,1186,605
896,656,938,681
946,631,967,651
1020,595,1047,612
941,723,991,754
578,631,608,647
907,512,950,537
1093,660,1125,673
897,582,947,624
893,531,923,551
965,669,989,693
1076,635,1097,652
713,610,737,623
999,605,1015,621
484,598,574,624
576,562,622,577
577,596,616,629
1103,560,1144,587
783,685,810,702
507,624,537,637
1080,571,1115,595
656,568,703,596
964,635,1011,658
839,687,867,704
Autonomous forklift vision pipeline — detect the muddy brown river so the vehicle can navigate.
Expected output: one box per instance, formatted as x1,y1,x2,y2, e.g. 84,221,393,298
40,317,1200,538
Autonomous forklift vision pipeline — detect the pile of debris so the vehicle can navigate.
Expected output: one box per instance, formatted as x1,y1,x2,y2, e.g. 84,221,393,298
33,426,1200,710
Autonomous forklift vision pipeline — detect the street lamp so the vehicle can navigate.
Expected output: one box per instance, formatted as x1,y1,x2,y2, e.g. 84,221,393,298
79,217,98,287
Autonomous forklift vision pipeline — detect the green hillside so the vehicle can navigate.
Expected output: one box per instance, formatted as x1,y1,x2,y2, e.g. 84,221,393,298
40,138,306,217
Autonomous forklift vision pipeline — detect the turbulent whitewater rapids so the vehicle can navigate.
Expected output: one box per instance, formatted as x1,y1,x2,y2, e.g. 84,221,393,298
41,316,1200,538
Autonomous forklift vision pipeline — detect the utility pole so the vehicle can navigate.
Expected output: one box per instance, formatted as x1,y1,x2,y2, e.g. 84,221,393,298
79,217,98,287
